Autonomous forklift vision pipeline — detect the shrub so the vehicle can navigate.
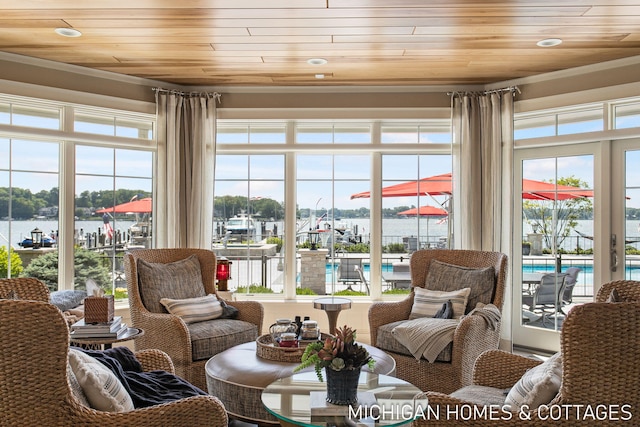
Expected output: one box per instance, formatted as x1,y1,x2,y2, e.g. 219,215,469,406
384,243,406,253
20,247,111,292
334,289,368,296
382,288,411,295
0,246,23,278
266,236,283,252
296,287,317,295
236,284,275,293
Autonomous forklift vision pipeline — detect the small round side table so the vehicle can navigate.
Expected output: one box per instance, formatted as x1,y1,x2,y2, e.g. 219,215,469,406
313,296,351,335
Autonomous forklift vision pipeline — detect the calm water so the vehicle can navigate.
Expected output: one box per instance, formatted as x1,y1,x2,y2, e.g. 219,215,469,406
3,219,639,249
0,220,136,247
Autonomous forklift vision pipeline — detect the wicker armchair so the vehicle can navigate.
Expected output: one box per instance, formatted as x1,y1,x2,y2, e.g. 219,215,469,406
369,249,508,393
414,301,640,426
125,248,264,390
0,298,228,427
595,279,640,302
0,277,50,302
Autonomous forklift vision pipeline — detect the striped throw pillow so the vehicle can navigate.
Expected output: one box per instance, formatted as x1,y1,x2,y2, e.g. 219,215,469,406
409,287,471,320
160,294,224,324
504,352,562,411
68,348,134,412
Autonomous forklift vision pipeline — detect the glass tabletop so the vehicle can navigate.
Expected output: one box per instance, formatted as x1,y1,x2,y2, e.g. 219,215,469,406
261,371,427,427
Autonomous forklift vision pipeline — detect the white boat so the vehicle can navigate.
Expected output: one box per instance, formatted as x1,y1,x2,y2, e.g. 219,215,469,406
225,214,256,238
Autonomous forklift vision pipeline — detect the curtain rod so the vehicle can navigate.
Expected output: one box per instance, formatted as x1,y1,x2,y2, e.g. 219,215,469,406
447,86,520,97
153,87,221,101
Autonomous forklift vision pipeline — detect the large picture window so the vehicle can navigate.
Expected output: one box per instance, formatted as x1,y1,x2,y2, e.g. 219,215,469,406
0,95,155,298
214,119,452,299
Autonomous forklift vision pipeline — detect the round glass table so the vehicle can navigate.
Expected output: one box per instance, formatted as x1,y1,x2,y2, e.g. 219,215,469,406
261,370,427,427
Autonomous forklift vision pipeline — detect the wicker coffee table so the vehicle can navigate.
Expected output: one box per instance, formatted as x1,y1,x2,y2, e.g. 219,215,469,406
205,341,396,426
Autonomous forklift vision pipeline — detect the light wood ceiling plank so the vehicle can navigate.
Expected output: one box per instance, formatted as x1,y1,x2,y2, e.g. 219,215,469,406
1,1,640,86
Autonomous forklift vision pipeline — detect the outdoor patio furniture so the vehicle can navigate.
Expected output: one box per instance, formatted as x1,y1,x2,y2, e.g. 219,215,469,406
337,257,364,290
124,248,264,390
561,266,582,308
522,273,567,325
368,249,508,394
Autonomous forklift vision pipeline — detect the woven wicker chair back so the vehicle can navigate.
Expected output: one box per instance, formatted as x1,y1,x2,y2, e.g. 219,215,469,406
0,277,50,302
595,280,640,302
409,249,508,310
560,301,640,407
0,299,74,424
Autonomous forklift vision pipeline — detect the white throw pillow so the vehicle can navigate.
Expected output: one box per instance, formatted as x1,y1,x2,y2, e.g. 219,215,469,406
504,352,562,411
68,348,134,412
160,294,223,324
410,287,471,320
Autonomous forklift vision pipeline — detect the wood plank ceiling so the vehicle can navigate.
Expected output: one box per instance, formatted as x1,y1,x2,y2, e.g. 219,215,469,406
1,0,640,87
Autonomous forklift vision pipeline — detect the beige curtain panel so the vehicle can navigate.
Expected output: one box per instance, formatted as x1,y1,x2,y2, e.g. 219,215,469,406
451,89,516,252
155,89,220,248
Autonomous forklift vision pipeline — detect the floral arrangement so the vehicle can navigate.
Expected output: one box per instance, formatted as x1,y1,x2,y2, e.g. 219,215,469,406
294,325,375,381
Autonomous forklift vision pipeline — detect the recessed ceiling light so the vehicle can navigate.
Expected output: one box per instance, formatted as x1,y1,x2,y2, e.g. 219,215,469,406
307,58,328,65
315,74,325,79
55,27,82,38
537,38,562,47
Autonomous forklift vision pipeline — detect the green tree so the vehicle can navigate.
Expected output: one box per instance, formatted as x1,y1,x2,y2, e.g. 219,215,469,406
0,246,23,278
523,176,593,250
20,248,111,292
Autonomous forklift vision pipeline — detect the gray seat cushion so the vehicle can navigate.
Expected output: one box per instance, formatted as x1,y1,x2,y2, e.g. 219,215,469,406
137,255,206,314
449,385,509,407
376,320,452,362
188,319,258,360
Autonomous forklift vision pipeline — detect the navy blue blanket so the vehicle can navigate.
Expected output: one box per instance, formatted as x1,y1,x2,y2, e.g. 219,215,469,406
74,346,207,408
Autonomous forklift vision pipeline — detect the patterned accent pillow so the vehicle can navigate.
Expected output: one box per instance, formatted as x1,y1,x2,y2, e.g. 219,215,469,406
68,348,134,412
160,294,224,324
50,290,87,311
137,255,206,313
504,352,562,411
425,260,496,314
409,287,471,320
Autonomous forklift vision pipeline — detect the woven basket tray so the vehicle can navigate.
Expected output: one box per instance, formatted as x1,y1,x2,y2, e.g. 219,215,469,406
256,333,330,363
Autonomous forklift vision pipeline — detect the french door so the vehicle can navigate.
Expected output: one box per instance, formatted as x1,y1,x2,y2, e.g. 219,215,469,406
513,139,640,352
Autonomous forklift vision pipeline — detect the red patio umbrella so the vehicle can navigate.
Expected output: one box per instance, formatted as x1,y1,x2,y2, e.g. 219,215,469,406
397,205,448,245
95,197,152,214
350,173,452,199
351,173,593,201
397,205,448,216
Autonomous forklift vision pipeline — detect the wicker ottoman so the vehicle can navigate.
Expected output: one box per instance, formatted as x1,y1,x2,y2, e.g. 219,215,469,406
205,341,396,426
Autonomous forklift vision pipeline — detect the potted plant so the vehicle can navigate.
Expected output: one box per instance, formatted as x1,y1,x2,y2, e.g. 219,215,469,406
294,325,374,405
522,241,531,255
